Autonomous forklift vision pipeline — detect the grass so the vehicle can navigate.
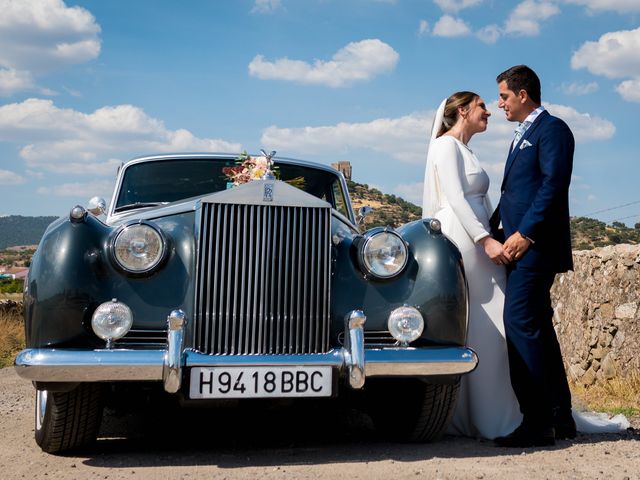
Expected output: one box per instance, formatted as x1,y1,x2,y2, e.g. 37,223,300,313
0,311,24,369
570,374,640,418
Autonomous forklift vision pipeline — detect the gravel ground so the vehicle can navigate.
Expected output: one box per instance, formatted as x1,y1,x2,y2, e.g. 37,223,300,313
1,367,638,480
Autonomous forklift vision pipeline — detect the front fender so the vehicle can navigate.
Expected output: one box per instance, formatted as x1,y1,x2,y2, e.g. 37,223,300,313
331,219,467,346
24,213,196,348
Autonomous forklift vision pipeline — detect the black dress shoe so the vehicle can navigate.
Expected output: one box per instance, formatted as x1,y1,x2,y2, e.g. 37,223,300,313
553,409,577,439
495,423,556,448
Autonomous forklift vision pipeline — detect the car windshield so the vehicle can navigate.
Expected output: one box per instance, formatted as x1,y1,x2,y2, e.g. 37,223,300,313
115,158,351,218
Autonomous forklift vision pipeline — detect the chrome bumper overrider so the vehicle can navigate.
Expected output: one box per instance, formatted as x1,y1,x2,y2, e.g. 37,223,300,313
15,310,478,393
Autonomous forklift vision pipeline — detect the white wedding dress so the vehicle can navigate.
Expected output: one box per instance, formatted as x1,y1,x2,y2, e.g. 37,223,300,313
424,135,522,439
422,100,630,439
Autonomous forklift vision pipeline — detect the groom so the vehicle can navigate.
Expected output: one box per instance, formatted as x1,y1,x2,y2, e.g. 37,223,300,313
491,65,576,447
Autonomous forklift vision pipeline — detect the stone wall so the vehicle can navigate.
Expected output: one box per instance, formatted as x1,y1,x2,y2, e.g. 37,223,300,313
552,244,640,386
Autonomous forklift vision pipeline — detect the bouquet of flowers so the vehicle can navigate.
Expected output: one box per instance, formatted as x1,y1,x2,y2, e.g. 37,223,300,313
223,151,272,187
223,151,305,189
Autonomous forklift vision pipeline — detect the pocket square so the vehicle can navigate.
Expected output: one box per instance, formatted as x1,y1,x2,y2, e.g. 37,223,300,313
519,139,533,150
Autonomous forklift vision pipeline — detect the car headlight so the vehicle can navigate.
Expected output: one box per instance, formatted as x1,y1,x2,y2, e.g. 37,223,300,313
91,299,133,346
388,306,424,346
111,222,167,274
358,228,408,279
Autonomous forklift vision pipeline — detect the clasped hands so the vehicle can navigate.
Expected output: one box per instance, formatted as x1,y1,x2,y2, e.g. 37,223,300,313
480,232,531,266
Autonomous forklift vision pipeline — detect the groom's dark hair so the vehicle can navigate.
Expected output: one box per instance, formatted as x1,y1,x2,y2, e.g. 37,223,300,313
497,65,541,105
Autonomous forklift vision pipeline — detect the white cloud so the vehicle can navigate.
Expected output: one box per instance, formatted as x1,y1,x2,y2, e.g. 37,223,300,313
476,24,501,43
261,100,613,210
0,98,242,175
0,169,26,185
37,180,113,199
261,100,613,168
616,78,640,102
565,0,640,13
572,27,640,103
432,15,472,37
0,0,101,73
434,0,483,13
545,103,616,142
250,0,283,14
0,69,36,96
504,0,560,36
262,112,430,165
248,39,399,88
418,20,430,36
571,27,640,79
560,81,599,95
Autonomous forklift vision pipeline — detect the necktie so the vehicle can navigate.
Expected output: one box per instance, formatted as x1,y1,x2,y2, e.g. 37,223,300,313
512,121,530,151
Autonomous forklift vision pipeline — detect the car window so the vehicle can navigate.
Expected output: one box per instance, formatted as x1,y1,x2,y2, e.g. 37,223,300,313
331,180,349,218
115,158,350,217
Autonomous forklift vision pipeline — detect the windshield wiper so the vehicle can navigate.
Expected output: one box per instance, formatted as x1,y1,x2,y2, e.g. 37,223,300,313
113,202,166,213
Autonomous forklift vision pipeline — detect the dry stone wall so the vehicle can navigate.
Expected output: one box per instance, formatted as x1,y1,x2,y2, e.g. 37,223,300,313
552,244,640,386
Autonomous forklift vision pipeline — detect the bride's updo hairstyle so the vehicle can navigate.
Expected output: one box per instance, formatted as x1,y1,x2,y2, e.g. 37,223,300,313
436,91,479,138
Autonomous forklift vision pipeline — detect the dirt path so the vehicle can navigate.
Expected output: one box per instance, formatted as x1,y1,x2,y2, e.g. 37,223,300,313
1,367,638,480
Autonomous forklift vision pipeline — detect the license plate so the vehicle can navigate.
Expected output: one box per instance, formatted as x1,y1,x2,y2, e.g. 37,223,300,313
189,366,333,399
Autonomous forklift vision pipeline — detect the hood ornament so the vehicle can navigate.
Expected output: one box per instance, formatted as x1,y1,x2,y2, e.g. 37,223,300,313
260,149,277,180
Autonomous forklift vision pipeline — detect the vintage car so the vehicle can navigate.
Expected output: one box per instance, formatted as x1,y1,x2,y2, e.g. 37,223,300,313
15,152,477,453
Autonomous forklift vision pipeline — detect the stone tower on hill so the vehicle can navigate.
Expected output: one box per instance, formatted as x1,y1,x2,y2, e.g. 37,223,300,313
331,161,352,180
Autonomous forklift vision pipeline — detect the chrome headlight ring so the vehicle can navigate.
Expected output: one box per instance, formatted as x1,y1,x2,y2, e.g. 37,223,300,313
357,227,409,280
110,221,168,275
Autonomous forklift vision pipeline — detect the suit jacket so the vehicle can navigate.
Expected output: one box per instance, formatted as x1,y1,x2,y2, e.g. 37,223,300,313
490,110,574,273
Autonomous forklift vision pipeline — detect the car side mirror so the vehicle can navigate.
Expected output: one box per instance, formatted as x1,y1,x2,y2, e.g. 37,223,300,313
356,206,374,227
87,197,107,216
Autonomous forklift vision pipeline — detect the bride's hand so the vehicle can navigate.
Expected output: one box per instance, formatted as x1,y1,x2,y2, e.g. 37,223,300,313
479,236,512,265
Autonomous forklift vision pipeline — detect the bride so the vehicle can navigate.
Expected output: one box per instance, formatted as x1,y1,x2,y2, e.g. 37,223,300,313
422,92,630,440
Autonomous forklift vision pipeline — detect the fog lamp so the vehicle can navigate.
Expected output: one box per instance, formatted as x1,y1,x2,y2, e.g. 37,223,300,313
388,306,424,346
91,299,133,347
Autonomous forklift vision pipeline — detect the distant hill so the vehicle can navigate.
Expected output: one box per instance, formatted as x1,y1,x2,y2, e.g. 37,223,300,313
347,182,640,250
0,215,58,250
348,180,422,228
2,194,639,254
571,216,640,250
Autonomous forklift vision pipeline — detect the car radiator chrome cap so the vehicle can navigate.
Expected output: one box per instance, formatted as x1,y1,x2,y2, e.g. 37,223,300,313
91,298,133,348
387,306,424,346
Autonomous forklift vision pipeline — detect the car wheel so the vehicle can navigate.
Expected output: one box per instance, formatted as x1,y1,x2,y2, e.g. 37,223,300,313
366,378,460,442
35,383,103,454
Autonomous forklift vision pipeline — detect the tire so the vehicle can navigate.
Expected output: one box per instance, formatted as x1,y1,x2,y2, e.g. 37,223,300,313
366,378,460,442
35,383,103,454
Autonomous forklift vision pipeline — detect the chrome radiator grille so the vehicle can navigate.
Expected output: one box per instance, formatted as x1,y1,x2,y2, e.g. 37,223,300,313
194,202,331,355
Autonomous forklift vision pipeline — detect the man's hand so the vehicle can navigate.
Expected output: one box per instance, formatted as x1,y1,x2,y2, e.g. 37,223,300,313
479,236,512,265
503,231,532,261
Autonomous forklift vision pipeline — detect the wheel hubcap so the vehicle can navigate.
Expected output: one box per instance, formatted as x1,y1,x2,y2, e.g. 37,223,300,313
36,390,48,431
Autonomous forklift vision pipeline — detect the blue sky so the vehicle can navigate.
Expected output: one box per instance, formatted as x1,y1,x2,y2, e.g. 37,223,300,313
1,0,639,224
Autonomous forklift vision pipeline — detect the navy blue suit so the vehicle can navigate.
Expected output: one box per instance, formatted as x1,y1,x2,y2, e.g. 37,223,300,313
491,109,574,427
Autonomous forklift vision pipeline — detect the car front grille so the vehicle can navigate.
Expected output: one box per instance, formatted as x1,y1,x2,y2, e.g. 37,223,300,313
194,202,331,355
337,330,398,348
115,329,167,348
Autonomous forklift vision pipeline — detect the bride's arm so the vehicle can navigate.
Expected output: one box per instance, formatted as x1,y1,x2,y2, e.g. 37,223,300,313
433,138,491,243
434,139,511,263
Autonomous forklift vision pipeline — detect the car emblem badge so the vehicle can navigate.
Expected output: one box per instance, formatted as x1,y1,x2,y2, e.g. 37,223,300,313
263,183,274,202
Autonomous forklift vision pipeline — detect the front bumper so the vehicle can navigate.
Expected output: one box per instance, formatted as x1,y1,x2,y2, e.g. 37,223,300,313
15,310,478,393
